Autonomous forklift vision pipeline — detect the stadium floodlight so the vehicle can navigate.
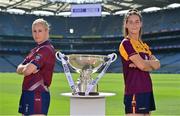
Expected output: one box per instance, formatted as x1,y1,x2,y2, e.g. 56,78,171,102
49,0,103,3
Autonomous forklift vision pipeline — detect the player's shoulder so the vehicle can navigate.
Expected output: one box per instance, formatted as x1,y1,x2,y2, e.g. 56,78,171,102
37,44,55,54
121,38,130,43
120,38,131,46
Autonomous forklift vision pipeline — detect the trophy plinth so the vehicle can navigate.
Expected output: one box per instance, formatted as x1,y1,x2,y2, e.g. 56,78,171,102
68,54,106,95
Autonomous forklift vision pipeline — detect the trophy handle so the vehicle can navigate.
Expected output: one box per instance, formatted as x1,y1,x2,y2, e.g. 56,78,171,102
93,53,117,73
56,51,63,61
108,53,117,63
55,51,79,94
85,53,117,95
56,51,68,62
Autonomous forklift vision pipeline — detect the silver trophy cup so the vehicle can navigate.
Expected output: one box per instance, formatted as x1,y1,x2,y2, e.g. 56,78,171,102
56,52,117,95
68,54,106,95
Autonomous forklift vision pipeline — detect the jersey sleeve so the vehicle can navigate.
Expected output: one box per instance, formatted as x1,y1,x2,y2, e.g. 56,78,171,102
22,58,29,65
119,39,137,61
30,47,50,70
22,55,31,65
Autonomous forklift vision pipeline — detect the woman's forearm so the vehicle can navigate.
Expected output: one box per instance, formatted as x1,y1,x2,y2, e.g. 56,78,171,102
143,59,160,71
16,64,27,74
149,59,161,70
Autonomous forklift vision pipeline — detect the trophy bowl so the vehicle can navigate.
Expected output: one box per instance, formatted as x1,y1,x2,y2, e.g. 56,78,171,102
67,54,108,95
67,54,107,73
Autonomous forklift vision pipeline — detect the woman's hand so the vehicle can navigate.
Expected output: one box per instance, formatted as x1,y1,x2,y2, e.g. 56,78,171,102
129,63,137,68
149,55,161,70
16,63,38,76
16,64,27,74
149,55,157,61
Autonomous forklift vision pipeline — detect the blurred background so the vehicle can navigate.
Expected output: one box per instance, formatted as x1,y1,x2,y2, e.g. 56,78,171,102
0,0,180,74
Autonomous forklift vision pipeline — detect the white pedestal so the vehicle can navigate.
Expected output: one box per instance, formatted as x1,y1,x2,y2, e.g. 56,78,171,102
61,92,115,116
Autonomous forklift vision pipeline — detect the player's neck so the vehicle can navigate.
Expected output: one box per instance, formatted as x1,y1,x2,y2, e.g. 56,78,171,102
37,39,48,45
128,33,139,41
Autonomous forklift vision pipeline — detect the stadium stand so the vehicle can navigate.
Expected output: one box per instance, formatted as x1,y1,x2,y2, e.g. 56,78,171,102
0,7,180,73
0,55,17,72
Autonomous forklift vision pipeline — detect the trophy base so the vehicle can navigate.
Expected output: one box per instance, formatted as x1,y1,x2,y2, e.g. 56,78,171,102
78,92,99,96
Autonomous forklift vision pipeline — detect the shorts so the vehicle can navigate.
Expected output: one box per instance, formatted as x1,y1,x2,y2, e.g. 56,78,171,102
124,92,156,114
18,90,50,115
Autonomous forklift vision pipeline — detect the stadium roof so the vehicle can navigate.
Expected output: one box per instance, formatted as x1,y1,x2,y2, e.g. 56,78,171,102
0,0,180,16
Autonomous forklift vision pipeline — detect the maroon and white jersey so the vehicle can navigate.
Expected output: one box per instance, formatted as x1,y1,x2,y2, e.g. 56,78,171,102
21,40,55,92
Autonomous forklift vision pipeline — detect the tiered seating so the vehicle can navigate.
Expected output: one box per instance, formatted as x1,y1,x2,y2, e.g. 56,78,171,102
0,8,180,73
4,55,24,66
153,53,180,73
0,8,179,37
0,56,16,72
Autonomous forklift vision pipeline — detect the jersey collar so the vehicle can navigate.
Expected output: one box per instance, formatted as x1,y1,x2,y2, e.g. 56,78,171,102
37,40,50,47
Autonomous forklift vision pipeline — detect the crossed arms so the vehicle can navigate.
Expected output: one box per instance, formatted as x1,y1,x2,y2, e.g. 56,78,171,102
16,63,38,76
129,54,161,72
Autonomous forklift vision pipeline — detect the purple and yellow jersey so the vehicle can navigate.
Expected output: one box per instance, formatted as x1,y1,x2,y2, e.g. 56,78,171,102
22,40,55,92
119,38,153,95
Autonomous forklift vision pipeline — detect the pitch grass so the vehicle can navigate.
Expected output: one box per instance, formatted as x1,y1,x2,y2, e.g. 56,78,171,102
0,73,180,116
